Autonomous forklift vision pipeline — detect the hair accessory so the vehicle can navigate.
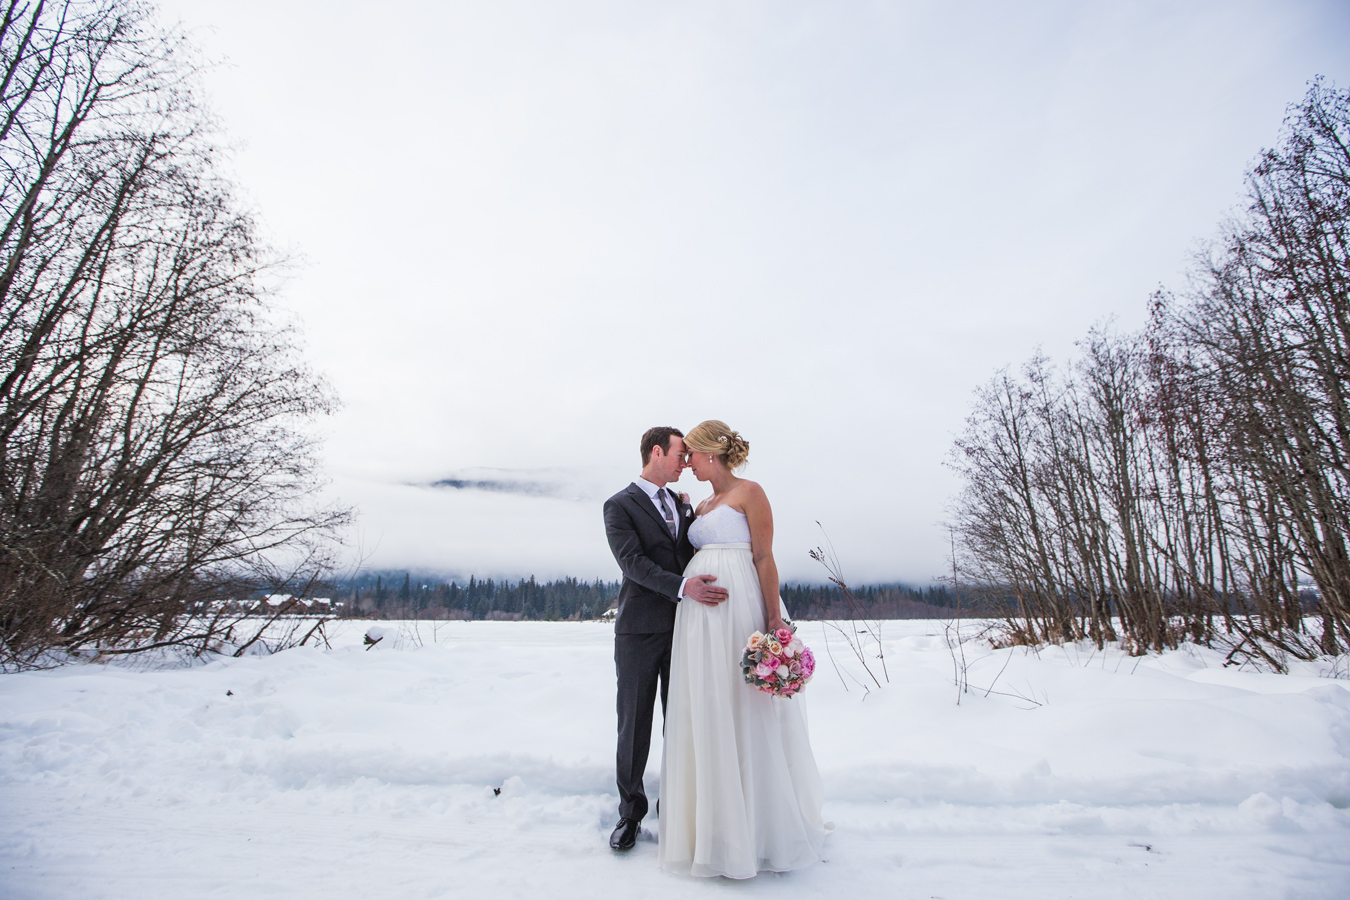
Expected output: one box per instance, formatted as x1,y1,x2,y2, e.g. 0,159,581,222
718,435,728,443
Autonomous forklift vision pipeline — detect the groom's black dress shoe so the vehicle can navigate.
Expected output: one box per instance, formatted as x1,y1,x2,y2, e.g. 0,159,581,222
609,818,640,851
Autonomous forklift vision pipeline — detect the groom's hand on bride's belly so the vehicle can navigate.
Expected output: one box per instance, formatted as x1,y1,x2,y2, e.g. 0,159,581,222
686,574,729,606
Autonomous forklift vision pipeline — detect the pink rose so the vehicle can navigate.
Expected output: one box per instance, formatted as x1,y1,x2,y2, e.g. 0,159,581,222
799,648,815,678
789,660,802,675
775,628,793,643
755,662,774,678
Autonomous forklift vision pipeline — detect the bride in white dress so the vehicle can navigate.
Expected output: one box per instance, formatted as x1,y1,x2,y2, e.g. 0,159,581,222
657,420,830,878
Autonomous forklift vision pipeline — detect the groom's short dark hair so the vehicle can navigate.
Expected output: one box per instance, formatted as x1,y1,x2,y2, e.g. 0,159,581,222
640,427,684,466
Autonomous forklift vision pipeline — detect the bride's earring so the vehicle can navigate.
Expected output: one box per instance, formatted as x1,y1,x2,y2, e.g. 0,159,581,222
708,455,713,463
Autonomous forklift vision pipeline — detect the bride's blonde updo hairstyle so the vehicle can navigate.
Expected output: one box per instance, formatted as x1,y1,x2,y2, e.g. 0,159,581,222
685,420,750,470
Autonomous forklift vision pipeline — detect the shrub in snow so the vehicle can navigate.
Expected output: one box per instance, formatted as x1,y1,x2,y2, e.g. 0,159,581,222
364,626,394,649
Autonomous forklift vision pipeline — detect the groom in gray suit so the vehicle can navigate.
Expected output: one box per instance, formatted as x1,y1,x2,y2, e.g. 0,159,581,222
602,426,727,851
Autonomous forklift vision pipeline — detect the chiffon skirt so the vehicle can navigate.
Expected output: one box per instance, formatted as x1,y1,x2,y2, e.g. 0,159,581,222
657,543,830,878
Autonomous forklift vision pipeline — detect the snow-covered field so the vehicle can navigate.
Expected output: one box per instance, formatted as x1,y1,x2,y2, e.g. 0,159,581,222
2,619,1348,899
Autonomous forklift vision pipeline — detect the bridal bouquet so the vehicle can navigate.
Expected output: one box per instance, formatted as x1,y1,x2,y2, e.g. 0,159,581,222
741,625,816,698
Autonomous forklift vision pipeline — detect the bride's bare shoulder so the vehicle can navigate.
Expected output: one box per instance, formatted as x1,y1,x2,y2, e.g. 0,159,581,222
734,479,769,505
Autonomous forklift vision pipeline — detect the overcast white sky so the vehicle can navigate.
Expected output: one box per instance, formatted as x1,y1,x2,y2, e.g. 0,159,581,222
159,0,1349,585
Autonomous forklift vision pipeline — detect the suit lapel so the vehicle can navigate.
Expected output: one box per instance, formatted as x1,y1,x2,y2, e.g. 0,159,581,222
627,482,676,543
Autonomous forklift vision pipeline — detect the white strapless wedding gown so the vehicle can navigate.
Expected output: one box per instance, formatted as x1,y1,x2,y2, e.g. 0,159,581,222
657,505,830,878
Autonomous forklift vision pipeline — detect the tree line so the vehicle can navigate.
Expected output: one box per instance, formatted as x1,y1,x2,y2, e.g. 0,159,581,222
947,80,1350,667
324,574,965,622
781,583,970,619
338,574,620,621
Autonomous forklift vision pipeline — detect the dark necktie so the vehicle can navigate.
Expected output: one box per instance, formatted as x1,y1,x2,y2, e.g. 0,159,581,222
658,489,677,538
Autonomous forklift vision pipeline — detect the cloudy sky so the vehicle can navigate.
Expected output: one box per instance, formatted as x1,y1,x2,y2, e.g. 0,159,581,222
159,0,1349,585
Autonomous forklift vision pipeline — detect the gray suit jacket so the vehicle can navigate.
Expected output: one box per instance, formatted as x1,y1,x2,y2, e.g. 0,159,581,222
603,482,696,634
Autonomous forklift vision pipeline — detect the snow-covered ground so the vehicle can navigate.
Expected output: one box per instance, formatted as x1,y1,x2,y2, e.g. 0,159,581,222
2,620,1348,899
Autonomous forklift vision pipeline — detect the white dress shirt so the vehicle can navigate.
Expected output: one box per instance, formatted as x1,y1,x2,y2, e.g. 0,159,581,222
634,477,690,600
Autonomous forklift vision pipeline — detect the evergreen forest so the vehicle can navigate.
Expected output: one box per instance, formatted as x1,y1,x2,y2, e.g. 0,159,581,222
326,573,965,621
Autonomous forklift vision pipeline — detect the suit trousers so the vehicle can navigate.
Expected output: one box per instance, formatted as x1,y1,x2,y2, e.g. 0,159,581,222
614,629,673,822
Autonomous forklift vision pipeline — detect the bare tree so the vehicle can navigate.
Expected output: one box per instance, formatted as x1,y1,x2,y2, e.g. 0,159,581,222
1176,78,1350,656
947,79,1350,668
0,0,346,667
